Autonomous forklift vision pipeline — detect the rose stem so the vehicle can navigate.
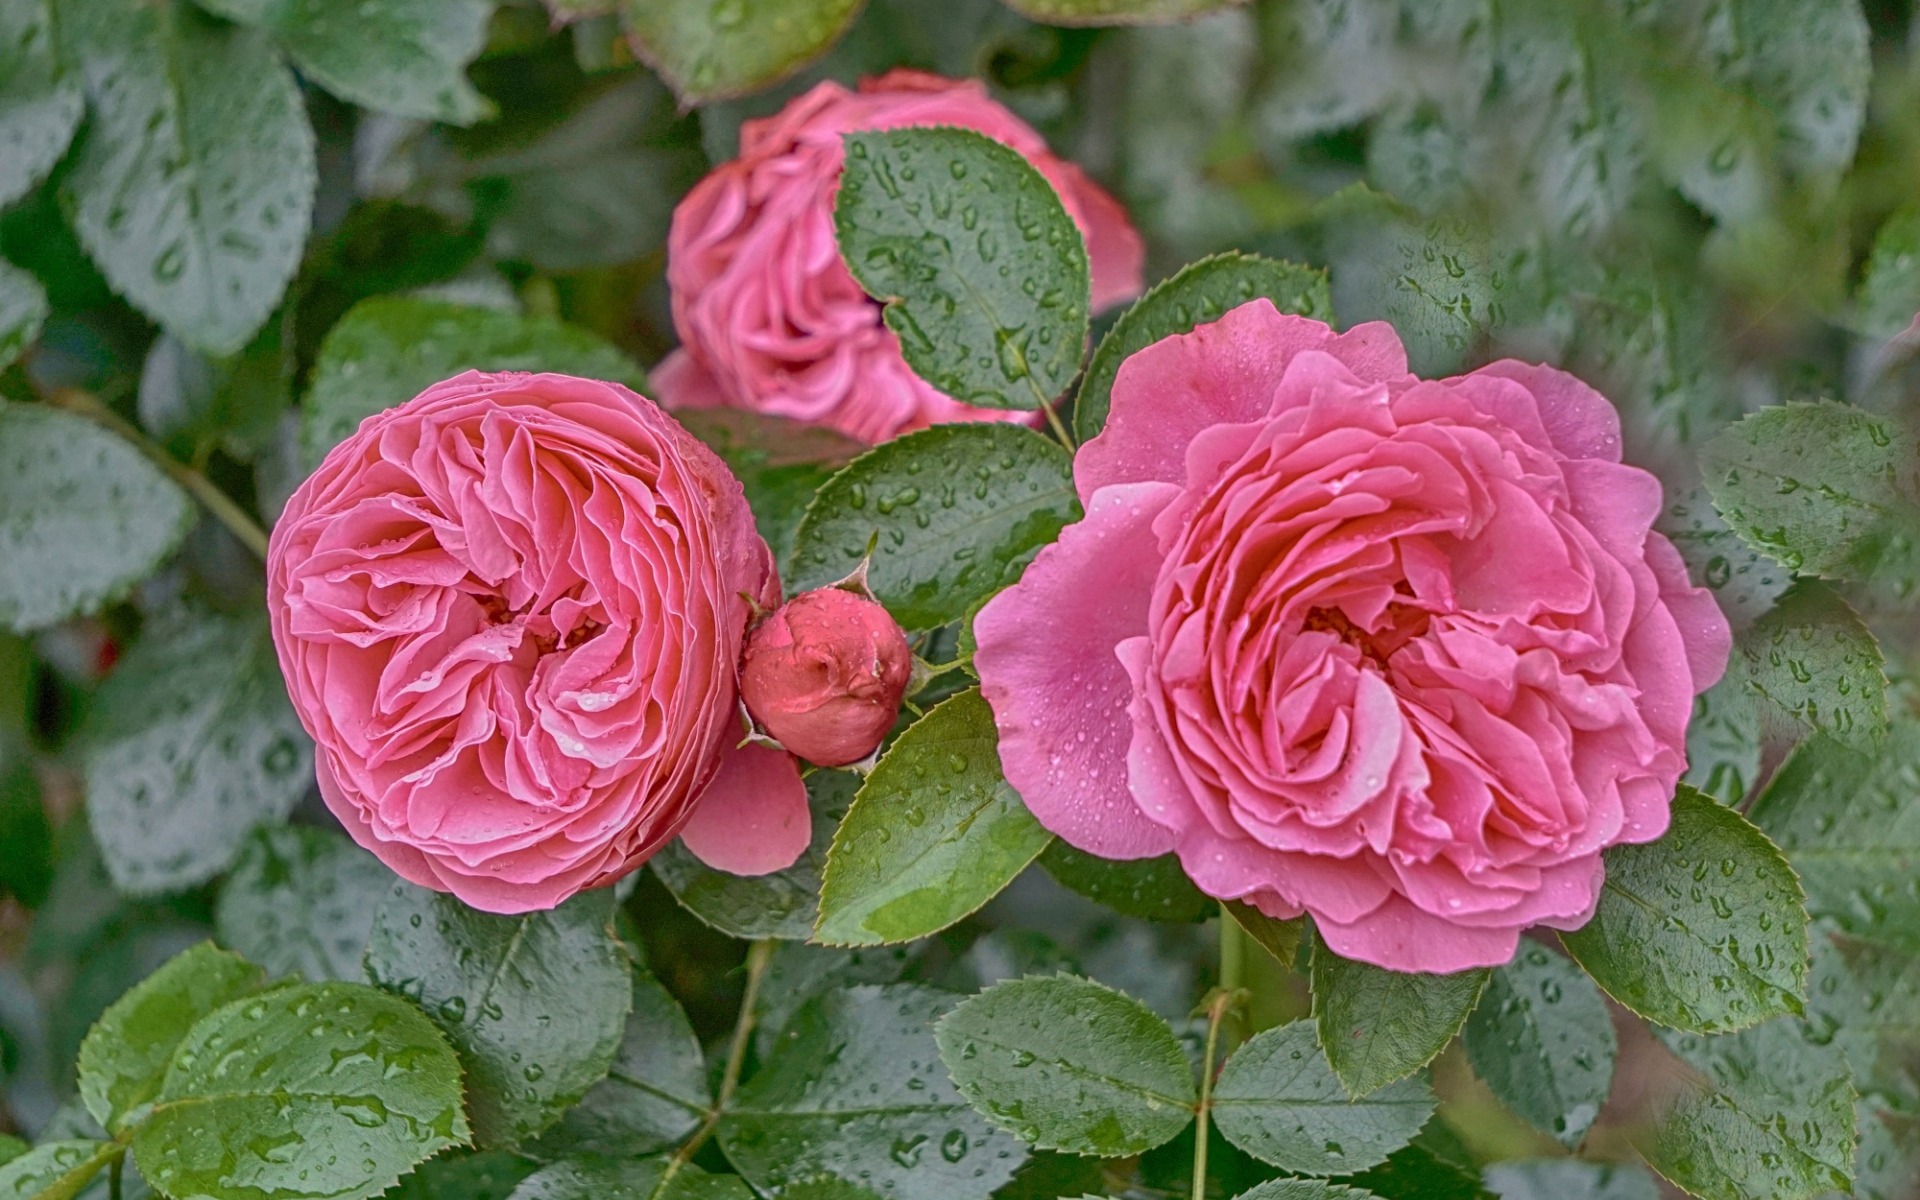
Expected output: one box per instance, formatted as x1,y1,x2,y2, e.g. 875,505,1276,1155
661,936,776,1185
1191,986,1235,1200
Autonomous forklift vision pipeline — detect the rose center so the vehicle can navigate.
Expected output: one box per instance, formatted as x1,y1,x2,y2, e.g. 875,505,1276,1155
1300,601,1431,671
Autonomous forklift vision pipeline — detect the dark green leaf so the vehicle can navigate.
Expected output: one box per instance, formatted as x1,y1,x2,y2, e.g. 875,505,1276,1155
1075,253,1329,441
0,1139,19,1168
382,1150,539,1200
0,402,195,634
0,1141,118,1200
676,407,863,574
1226,902,1306,968
1212,1020,1432,1175
197,0,494,125
530,964,708,1159
1232,1184,1384,1200
61,0,314,355
0,754,52,908
836,127,1089,411
301,297,646,468
0,259,46,373
817,688,1053,946
1039,842,1211,924
77,941,269,1133
717,983,1027,1200
622,0,865,105
934,974,1196,1156
136,316,293,463
1856,203,1920,342
1344,1143,1495,1200
1643,1020,1855,1200
788,424,1079,629
364,882,631,1148
507,1156,751,1200
1001,0,1246,24
752,942,919,1063
1310,935,1488,1097
0,0,83,209
215,825,390,983
1483,1159,1659,1200
1562,785,1809,1034
1731,583,1887,747
82,608,313,894
1682,675,1762,806
130,982,469,1200
1462,942,1615,1146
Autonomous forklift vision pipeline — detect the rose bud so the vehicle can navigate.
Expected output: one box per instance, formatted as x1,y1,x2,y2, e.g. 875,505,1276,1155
740,587,913,767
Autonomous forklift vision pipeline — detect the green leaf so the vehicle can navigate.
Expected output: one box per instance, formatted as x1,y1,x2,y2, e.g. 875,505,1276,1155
1039,841,1212,924
836,127,1090,411
1702,403,1920,602
78,941,270,1133
137,316,293,463
1562,785,1808,1035
382,1150,539,1200
1212,1020,1433,1176
1344,1142,1496,1200
82,608,312,894
130,982,469,1200
507,1157,752,1200
0,752,52,909
1483,1159,1659,1200
1310,936,1488,1097
676,408,863,574
1748,727,1920,954
0,402,195,634
364,882,631,1148
1319,189,1498,376
934,974,1196,1156
1232,1184,1384,1200
1074,252,1330,441
1856,204,1920,343
1682,674,1762,806
1804,928,1920,1110
1000,0,1247,24
1226,902,1306,968
1642,1020,1855,1200
652,765,858,941
1659,486,1793,630
788,424,1079,629
301,297,646,468
817,688,1053,946
1731,583,1887,747
0,1141,119,1200
61,0,314,356
0,259,47,373
215,825,391,983
196,0,494,125
0,1138,20,1168
530,964,708,1159
0,0,83,210
621,0,864,105
717,983,1027,1200
752,942,920,1063
1461,942,1615,1146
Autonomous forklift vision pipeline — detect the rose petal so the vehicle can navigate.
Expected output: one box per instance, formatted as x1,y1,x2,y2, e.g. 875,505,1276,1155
678,743,811,875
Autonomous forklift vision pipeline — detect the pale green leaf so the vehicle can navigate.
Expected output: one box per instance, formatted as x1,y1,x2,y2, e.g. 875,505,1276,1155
1483,1159,1659,1200
215,825,390,983
1462,942,1615,1146
1002,0,1247,24
622,0,865,105
0,0,83,209
0,260,46,373
1733,583,1887,748
1856,203,1920,343
0,1141,118,1200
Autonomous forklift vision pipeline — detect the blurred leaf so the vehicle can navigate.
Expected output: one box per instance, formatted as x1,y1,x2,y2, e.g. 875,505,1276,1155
818,689,1052,946
84,608,312,895
0,1140,119,1199
1075,253,1330,441
0,401,195,634
1660,485,1794,630
301,296,645,467
1039,842,1212,924
1310,935,1488,1097
198,0,494,125
935,974,1195,1156
1003,0,1244,22
1482,1159,1659,1200
382,1150,539,1200
61,0,314,356
1232,1184,1386,1200
1856,203,1920,343
76,942,269,1133
676,408,863,573
1320,188,1498,375
1853,1103,1920,1200
1462,942,1615,1146
0,0,84,209
0,259,46,373
506,1157,751,1200
1212,1020,1433,1175
622,0,866,105
1344,1142,1495,1200
1562,785,1808,1035
1682,675,1762,806
718,984,1027,1200
530,962,708,1159
836,127,1089,411
0,755,52,908
1732,582,1887,748
0,1138,19,1167
1644,1019,1855,1200
129,982,470,1200
789,424,1078,629
136,316,292,463
365,882,631,1148
215,825,390,983
1805,928,1920,1111
751,942,919,1062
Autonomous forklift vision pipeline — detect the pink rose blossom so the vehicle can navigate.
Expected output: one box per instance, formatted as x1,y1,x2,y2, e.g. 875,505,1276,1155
973,302,1732,973
267,371,810,913
741,586,913,767
656,69,1146,444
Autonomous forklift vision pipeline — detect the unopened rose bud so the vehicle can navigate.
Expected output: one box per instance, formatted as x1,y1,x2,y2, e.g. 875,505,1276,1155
741,587,912,766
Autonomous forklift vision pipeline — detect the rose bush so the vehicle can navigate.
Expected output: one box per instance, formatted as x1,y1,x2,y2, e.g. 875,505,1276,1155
267,370,810,912
975,302,1732,971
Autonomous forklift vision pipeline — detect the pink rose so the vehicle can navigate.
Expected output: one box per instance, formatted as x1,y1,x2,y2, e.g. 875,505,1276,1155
973,302,1732,972
741,586,913,767
267,371,811,914
656,69,1146,444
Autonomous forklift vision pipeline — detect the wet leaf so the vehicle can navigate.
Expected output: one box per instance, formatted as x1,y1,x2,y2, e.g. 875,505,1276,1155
1225,902,1307,968
1855,203,1920,343
364,882,631,1148
0,259,46,373
1002,0,1246,23
382,1149,539,1200
216,826,391,983
0,0,84,209
1483,1159,1659,1200
622,0,865,105
1230,1183,1385,1200
1563,785,1809,1035
1462,942,1615,1146
1039,842,1212,924
506,1155,751,1199
817,689,1053,946
934,974,1195,1156
836,127,1090,412
1732,583,1887,748
1682,675,1763,806
1660,486,1793,630
1310,934,1488,1097
0,1140,119,1200
1212,1020,1433,1175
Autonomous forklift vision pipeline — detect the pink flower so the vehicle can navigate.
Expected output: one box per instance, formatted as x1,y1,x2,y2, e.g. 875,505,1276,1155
656,69,1146,444
973,303,1731,973
267,371,811,914
741,586,913,767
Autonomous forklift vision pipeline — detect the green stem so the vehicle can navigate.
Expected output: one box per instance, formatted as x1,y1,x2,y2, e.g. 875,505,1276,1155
109,1151,123,1200
659,938,776,1190
1192,988,1233,1200
1040,399,1077,452
1218,903,1248,1048
42,387,271,562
